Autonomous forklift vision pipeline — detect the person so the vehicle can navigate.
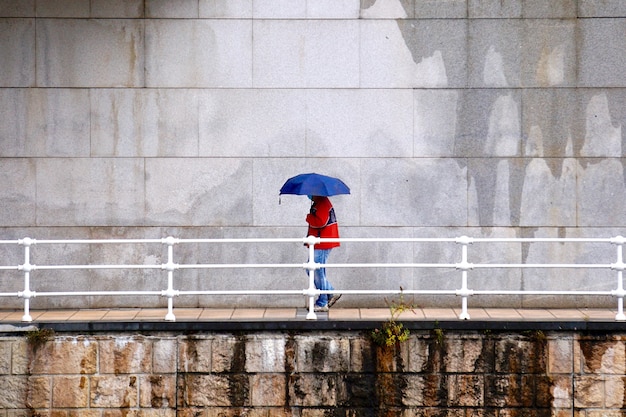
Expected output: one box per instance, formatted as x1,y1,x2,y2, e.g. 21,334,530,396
306,195,342,312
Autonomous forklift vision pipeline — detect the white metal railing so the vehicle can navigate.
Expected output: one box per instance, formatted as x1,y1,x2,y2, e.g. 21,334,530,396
1,235,625,322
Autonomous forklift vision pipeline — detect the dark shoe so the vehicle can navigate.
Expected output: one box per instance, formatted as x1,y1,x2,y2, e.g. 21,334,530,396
314,305,329,312
327,294,342,308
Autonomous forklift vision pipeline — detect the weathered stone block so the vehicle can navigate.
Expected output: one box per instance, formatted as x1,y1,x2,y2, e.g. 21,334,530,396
578,19,626,87
145,20,252,88
179,374,234,407
198,89,306,157
550,375,573,408
485,375,533,407
468,20,522,88
36,158,146,227
145,158,252,226
31,337,97,375
447,374,484,407
0,89,90,157
250,374,285,406
414,89,459,157
415,0,467,18
349,337,375,373
91,0,144,18
245,335,285,373
468,0,521,18
139,375,176,408
361,158,468,227
199,0,253,18
254,0,306,18
579,339,626,374
36,19,144,87
0,0,34,17
0,19,34,87
306,89,413,157
91,89,199,157
578,159,626,226
0,158,36,226
0,338,12,374
178,337,212,373
495,337,547,374
573,375,605,408
288,373,337,407
90,375,138,408
443,337,485,373
295,335,350,373
52,376,88,408
579,0,626,17
403,374,444,407
0,376,29,408
210,335,238,373
548,338,573,374
99,337,153,374
360,19,466,88
252,20,359,88
522,0,576,18
153,338,177,374
336,373,377,408
522,20,577,87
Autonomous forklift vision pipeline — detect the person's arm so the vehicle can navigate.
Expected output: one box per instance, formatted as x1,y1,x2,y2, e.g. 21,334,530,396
306,199,331,228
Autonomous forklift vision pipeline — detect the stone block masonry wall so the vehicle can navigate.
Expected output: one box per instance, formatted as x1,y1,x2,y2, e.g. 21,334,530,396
0,329,625,416
4,0,626,310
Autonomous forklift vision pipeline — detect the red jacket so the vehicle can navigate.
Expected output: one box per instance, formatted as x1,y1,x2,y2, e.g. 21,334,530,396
306,196,340,249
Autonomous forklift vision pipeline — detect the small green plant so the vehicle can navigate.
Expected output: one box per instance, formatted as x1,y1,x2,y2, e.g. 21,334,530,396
26,327,54,351
432,326,444,345
371,289,416,348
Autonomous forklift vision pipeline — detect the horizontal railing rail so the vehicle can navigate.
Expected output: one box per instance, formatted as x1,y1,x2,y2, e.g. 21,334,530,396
1,235,625,321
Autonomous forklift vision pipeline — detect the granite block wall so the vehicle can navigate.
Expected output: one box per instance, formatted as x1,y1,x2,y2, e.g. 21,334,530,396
1,330,625,416
1,0,626,309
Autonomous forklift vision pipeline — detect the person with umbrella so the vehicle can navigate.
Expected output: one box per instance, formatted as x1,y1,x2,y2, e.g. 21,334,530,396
280,173,349,312
305,194,342,311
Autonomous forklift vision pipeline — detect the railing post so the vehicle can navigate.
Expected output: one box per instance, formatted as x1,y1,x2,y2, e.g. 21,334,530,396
304,235,319,320
611,236,626,321
162,236,179,322
456,236,474,320
18,237,35,322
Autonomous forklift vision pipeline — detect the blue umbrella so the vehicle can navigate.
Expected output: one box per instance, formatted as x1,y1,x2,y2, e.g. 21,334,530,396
280,173,350,197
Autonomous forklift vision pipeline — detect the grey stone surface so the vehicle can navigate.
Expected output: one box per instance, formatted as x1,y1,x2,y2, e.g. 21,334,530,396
0,19,35,87
522,19,577,87
0,0,34,17
199,0,253,18
360,19,467,88
306,89,413,157
198,89,305,157
253,20,359,88
360,158,467,227
36,158,145,227
91,89,199,157
36,19,144,87
578,19,626,87
0,0,626,309
579,0,626,17
0,89,90,157
145,158,253,226
522,0,576,18
468,19,522,88
468,0,521,18
0,159,35,226
146,19,251,88
415,0,466,18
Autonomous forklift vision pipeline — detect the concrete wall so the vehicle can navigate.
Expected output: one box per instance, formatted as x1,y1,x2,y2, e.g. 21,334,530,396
1,329,625,416
2,0,626,309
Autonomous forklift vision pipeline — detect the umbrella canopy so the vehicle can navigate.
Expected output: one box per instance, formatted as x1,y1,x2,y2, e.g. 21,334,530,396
280,173,350,196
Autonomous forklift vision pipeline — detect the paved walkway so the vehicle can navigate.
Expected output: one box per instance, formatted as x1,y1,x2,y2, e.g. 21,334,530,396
0,307,620,323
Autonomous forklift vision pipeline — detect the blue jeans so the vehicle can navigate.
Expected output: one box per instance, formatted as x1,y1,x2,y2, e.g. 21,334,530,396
312,249,334,307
